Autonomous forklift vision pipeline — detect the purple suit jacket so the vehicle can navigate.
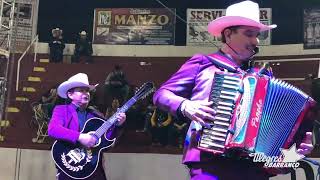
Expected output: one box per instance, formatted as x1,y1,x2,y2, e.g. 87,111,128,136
153,52,240,164
48,104,117,144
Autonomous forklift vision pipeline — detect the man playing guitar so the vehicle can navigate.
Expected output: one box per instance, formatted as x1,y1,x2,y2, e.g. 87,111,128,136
48,73,126,180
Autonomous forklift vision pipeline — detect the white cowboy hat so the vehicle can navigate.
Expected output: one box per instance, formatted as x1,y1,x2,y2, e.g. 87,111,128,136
57,73,98,98
207,1,277,37
79,31,87,36
51,28,62,34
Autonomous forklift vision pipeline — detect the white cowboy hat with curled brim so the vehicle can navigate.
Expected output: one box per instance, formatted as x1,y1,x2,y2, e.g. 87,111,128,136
57,73,98,98
79,31,87,36
51,28,63,34
207,0,277,37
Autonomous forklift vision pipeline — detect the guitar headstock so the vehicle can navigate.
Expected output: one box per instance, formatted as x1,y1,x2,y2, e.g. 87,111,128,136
134,82,155,100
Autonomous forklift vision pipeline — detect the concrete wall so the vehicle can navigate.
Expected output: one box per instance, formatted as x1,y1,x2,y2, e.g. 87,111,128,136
37,43,320,57
0,148,319,180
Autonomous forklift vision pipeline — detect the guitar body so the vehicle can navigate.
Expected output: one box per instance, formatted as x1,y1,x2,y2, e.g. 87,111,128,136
51,118,115,179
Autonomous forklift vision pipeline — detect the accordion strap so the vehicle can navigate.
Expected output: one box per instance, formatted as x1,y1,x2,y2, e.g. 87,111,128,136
206,54,243,73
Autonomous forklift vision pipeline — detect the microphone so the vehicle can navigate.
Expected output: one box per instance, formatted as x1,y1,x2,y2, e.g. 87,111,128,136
248,47,259,59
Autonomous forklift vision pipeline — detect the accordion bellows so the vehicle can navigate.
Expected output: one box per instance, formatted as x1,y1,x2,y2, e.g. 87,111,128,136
198,71,315,157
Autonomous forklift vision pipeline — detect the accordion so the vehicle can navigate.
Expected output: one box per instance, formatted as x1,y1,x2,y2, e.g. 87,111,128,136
198,70,316,157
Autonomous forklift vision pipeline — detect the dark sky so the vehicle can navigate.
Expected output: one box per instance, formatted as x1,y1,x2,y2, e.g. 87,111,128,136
37,0,320,45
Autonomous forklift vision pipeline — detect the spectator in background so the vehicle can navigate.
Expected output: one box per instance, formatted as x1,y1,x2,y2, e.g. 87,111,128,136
168,117,188,149
38,85,68,119
31,85,62,128
104,65,129,105
105,98,120,118
41,87,57,104
125,100,146,130
49,28,65,63
136,100,156,133
71,30,93,64
150,107,172,147
39,86,59,119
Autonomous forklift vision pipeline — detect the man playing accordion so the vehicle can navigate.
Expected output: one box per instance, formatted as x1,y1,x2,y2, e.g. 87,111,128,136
153,1,314,179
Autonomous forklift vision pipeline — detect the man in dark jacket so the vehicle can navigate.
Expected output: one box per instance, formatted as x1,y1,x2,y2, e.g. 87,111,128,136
71,31,93,64
49,28,65,63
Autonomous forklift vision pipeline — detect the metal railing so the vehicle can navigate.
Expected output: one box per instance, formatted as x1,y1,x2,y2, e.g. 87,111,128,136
15,35,38,91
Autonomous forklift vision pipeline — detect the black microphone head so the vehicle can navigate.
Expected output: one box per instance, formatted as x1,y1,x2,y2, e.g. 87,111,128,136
247,47,259,60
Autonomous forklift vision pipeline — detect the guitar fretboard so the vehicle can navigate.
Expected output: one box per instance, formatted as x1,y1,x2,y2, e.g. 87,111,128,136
94,97,137,138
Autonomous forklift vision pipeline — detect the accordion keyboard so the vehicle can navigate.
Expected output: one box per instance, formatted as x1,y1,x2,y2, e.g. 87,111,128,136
198,72,243,153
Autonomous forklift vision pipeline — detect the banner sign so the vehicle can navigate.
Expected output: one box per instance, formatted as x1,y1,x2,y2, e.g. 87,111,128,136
303,8,320,49
186,8,273,46
93,8,176,45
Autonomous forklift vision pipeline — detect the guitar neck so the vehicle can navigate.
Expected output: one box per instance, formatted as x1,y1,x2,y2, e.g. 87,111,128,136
94,97,137,138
